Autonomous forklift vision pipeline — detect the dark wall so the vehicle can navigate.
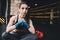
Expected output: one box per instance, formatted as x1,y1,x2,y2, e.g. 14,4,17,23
0,0,6,40
1,0,6,17
32,18,60,40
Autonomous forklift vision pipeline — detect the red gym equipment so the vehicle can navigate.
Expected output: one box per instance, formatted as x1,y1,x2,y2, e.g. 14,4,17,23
36,30,44,39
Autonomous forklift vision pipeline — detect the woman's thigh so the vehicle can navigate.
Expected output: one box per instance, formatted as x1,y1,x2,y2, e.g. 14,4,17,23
20,34,38,40
2,32,20,40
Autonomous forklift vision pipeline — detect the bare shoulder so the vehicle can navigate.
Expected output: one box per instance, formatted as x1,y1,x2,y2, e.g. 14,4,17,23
29,19,33,23
9,15,17,21
29,19,32,21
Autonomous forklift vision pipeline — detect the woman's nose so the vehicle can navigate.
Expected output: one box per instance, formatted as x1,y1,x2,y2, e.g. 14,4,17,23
23,9,26,13
24,9,26,12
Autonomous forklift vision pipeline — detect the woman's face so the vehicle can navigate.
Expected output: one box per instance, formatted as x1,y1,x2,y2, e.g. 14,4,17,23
19,4,28,17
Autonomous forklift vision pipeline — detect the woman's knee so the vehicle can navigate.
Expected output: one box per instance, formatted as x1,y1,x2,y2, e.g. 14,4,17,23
2,32,10,39
20,33,38,40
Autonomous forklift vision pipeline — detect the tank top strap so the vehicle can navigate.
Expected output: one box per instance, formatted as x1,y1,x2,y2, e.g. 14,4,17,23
15,14,19,24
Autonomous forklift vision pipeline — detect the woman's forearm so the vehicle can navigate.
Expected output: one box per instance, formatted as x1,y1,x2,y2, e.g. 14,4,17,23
6,20,23,32
28,27,35,34
6,25,16,32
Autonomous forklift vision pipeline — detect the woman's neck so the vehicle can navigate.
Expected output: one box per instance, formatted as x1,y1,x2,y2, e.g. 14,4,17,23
19,14,25,18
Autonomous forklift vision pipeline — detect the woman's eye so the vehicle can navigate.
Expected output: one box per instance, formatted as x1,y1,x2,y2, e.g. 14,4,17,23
21,7,28,10
22,8,24,9
26,8,28,10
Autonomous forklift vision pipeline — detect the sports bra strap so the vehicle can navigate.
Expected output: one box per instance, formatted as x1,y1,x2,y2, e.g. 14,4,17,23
15,15,19,24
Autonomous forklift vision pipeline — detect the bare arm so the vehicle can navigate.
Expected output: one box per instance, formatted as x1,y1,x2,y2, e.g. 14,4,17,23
6,16,16,32
28,19,35,34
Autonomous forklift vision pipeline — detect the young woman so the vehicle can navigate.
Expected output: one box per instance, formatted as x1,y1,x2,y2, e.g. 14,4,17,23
2,2,38,40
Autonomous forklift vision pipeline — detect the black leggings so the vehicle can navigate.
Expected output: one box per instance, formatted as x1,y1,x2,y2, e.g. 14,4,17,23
2,32,38,40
